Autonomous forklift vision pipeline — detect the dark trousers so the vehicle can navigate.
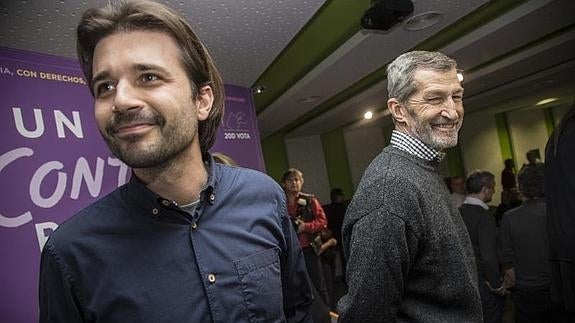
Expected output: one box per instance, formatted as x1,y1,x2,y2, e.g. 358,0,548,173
513,287,572,323
303,247,329,306
321,254,336,310
478,281,505,323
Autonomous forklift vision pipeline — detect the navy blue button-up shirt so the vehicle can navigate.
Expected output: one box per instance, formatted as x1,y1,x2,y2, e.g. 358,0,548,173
39,156,313,322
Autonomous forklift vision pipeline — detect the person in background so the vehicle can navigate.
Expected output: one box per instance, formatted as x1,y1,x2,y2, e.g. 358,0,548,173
282,168,329,306
449,175,467,208
459,170,505,323
316,228,338,311
501,158,517,192
545,104,575,321
521,149,543,171
322,187,348,277
338,51,482,322
38,1,313,322
499,165,561,322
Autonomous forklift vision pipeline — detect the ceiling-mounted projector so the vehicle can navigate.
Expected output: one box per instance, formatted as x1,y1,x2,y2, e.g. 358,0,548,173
361,0,414,31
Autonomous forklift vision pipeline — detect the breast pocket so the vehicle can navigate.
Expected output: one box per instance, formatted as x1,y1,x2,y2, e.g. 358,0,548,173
234,247,285,323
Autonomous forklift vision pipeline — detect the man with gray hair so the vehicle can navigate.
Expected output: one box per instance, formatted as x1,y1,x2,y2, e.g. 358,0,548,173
338,51,482,322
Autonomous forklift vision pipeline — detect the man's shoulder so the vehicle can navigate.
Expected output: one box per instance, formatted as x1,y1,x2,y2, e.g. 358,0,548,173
459,203,487,213
358,150,425,193
216,165,284,197
48,188,125,247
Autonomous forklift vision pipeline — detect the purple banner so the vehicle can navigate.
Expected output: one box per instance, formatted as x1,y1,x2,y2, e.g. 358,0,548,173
212,84,265,170
0,47,264,323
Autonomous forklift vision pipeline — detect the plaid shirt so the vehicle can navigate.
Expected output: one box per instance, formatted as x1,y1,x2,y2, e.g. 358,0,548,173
390,130,445,162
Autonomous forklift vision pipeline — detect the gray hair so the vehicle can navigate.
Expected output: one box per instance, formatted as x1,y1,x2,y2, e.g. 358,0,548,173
387,51,457,104
466,170,495,194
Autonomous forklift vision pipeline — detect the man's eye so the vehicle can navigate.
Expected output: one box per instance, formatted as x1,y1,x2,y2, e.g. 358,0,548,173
453,95,463,101
95,83,115,97
427,97,441,103
141,74,159,83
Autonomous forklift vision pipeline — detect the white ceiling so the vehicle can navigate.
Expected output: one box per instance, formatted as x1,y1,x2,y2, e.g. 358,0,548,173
1,0,574,140
0,0,326,87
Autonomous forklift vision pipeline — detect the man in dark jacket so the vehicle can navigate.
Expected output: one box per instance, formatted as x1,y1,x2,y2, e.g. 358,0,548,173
460,170,505,323
545,104,575,321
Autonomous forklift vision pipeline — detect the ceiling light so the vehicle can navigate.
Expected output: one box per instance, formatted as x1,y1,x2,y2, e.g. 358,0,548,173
457,72,464,82
536,97,558,106
402,11,443,31
253,85,266,94
297,96,321,104
364,111,373,120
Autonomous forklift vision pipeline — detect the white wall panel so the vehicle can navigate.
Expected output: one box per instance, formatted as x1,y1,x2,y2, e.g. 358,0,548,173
285,135,331,203
343,126,386,190
508,108,549,165
459,112,504,205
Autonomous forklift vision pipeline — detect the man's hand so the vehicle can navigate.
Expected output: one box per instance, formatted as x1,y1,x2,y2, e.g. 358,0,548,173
485,281,506,296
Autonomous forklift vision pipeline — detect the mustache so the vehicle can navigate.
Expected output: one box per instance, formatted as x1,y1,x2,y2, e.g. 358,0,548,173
106,109,164,135
432,116,460,125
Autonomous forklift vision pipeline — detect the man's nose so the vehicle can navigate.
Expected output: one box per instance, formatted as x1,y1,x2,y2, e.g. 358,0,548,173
113,81,142,112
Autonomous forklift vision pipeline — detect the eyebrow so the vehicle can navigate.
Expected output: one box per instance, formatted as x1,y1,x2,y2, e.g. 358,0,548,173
91,71,110,87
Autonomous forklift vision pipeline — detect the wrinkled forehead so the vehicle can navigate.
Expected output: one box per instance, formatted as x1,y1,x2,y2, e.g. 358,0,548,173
413,68,463,91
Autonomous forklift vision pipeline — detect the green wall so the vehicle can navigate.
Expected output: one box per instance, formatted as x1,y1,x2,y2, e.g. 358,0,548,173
321,129,354,199
261,133,288,182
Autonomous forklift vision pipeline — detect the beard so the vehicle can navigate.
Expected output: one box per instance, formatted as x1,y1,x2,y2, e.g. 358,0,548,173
408,113,462,151
101,108,197,169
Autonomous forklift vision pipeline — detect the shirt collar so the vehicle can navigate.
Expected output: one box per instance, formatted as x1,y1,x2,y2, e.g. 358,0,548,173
390,130,445,162
463,196,489,210
125,153,218,220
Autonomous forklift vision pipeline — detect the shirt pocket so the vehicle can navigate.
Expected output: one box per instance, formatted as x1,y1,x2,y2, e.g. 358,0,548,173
234,247,285,323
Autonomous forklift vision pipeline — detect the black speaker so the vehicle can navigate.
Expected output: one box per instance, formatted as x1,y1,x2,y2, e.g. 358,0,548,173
361,0,414,31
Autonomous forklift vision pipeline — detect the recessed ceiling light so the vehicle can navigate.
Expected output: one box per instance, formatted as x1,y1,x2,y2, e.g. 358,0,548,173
364,111,373,120
536,97,558,106
403,11,443,31
253,85,266,94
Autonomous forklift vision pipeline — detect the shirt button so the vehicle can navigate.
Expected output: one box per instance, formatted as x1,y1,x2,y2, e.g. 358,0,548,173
152,208,159,216
207,273,216,283
191,222,198,229
209,194,215,202
161,200,170,206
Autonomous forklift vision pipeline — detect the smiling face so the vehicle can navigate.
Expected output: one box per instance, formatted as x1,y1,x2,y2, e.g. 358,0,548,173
91,30,213,169
390,68,464,151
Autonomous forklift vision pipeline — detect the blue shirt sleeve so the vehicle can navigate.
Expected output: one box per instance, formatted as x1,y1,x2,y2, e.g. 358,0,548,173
39,241,86,323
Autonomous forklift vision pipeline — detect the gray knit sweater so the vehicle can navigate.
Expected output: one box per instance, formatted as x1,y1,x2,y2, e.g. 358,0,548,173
337,146,482,322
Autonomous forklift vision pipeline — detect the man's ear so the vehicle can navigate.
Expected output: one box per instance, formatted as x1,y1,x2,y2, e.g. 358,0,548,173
480,186,490,199
196,85,214,121
388,98,407,124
